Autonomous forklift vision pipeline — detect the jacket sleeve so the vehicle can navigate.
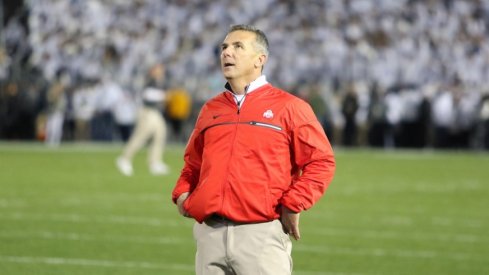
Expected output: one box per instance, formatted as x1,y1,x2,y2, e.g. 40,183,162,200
171,112,205,203
280,100,336,213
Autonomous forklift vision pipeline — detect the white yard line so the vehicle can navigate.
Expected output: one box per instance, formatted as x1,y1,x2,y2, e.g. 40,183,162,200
294,245,485,262
0,255,366,275
0,212,191,228
335,180,483,195
306,227,487,244
0,230,189,245
0,196,176,213
0,255,193,272
307,213,486,229
0,199,27,208
294,271,367,275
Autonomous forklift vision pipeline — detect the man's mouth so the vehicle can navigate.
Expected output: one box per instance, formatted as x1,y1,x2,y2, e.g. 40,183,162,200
224,62,235,67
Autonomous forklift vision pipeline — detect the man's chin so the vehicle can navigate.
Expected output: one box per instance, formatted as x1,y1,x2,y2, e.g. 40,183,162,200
222,72,234,80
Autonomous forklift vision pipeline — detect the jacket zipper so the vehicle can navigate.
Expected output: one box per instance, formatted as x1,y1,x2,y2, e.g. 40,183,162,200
203,121,282,133
248,121,282,131
202,122,236,133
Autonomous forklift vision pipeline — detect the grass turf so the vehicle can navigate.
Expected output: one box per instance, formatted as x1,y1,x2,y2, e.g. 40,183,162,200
0,142,488,275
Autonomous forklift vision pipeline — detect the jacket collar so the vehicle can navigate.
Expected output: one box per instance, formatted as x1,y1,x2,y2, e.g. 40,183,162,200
224,75,268,95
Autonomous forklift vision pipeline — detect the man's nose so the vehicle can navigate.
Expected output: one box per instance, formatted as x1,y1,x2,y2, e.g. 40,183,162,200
221,48,232,57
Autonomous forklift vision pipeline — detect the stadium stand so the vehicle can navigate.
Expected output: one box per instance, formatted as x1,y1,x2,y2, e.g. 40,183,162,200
1,0,489,149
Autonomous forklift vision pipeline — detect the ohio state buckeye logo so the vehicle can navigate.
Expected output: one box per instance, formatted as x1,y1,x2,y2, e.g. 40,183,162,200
263,110,274,119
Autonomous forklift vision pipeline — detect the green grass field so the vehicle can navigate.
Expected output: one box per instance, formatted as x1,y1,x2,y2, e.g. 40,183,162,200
0,142,488,275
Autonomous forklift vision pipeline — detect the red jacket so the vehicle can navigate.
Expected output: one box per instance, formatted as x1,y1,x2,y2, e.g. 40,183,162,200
172,83,335,223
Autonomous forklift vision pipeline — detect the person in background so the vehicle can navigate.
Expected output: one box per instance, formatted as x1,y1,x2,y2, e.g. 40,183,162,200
116,63,169,176
165,87,192,142
341,83,359,146
44,74,68,146
72,79,98,141
172,24,336,275
479,93,489,149
432,80,479,149
296,83,336,145
367,82,387,147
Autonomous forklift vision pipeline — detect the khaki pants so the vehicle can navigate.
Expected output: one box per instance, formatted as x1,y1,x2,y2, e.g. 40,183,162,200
121,106,166,164
193,218,292,275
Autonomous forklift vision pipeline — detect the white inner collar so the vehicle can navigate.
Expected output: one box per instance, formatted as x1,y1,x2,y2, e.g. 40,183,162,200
227,75,268,104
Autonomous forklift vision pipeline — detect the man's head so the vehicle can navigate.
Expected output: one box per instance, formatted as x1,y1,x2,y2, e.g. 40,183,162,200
220,24,269,83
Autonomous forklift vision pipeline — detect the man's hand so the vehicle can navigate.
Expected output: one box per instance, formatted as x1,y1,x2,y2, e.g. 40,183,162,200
176,192,191,218
281,206,301,240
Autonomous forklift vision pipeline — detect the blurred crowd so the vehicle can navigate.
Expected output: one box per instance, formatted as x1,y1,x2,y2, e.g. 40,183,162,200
1,0,489,149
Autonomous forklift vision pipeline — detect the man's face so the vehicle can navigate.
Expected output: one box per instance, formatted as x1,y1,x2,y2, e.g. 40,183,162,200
220,30,262,81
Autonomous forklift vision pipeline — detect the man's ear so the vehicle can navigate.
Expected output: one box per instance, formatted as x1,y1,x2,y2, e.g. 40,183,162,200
255,54,267,69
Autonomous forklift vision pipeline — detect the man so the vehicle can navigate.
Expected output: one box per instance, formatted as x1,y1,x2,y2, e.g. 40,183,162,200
116,63,169,176
172,25,335,275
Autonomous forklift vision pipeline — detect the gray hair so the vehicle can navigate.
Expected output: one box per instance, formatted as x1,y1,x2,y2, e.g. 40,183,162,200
227,24,269,57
